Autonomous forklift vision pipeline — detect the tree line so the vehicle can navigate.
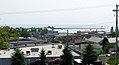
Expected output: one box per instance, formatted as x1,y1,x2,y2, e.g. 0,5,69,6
16,27,48,38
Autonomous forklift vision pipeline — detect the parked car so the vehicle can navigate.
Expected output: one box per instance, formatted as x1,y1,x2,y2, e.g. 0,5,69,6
106,54,111,57
110,52,116,55
109,51,119,55
48,58,62,64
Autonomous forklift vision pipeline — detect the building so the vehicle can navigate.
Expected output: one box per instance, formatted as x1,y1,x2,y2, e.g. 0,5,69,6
9,37,41,48
44,30,59,42
0,44,80,65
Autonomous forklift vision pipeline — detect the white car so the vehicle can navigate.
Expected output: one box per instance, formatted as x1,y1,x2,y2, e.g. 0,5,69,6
110,52,119,55
106,54,111,57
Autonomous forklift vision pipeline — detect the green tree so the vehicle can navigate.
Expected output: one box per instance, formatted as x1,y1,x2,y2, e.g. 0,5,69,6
11,48,26,65
60,44,73,65
0,26,19,49
0,42,9,49
20,30,30,38
30,27,37,32
107,55,119,65
82,43,98,65
39,48,46,65
16,27,30,38
101,37,110,53
40,28,48,36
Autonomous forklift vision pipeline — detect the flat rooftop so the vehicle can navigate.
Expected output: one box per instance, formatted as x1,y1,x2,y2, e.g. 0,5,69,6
0,44,80,58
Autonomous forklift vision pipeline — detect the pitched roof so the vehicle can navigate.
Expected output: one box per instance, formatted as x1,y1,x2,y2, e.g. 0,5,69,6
86,37,103,43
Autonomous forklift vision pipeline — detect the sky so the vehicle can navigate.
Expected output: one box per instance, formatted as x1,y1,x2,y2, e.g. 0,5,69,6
0,0,118,28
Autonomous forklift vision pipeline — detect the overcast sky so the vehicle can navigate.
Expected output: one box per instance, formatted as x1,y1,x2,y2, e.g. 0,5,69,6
0,0,118,27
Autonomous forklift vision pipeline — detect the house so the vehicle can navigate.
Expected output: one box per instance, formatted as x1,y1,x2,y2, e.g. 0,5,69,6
68,36,103,55
80,37,103,53
9,37,41,48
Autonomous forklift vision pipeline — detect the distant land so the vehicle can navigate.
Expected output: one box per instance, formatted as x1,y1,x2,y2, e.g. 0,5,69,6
0,24,114,33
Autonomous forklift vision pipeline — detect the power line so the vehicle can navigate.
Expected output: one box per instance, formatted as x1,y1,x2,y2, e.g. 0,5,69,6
0,4,113,15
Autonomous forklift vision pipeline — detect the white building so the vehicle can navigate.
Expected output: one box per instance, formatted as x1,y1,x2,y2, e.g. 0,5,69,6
0,44,79,65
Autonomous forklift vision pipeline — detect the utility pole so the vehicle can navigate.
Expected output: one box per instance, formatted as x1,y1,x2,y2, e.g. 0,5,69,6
67,29,69,36
67,29,69,45
113,4,119,65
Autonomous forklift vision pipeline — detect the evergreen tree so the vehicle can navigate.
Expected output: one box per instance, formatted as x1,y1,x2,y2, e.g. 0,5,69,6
60,44,73,65
110,27,114,33
82,43,98,65
39,48,46,65
11,48,26,65
101,37,109,53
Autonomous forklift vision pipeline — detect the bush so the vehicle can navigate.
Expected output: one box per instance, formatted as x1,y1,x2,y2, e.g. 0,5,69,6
107,55,119,65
